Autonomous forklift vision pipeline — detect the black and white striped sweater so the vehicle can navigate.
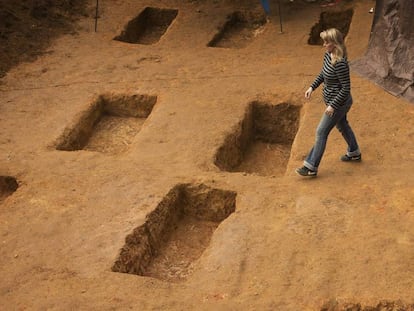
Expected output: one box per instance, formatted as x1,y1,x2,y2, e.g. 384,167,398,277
310,52,351,110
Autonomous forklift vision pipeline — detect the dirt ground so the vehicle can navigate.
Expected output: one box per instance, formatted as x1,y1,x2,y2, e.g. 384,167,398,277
1,0,414,310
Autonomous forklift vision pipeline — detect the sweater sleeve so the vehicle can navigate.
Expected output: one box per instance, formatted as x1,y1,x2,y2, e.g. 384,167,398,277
329,60,351,109
310,70,324,90
310,53,328,90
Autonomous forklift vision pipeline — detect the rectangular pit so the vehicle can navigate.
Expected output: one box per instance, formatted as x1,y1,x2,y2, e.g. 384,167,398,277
320,300,414,311
308,9,353,45
208,11,267,49
112,183,237,282
214,101,301,176
55,93,157,154
114,7,178,45
0,176,18,203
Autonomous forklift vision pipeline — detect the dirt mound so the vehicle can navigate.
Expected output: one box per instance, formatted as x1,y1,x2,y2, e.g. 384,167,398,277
0,0,88,77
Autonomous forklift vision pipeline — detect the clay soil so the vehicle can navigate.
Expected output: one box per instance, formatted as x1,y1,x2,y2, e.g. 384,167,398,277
1,0,414,310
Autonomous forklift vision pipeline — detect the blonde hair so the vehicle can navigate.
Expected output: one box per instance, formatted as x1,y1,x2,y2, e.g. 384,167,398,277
320,28,347,65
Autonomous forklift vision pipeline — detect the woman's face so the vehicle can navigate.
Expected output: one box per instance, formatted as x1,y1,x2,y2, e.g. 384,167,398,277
323,40,335,53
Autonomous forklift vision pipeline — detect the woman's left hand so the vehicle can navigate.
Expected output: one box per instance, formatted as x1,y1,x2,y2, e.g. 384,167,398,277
325,105,335,117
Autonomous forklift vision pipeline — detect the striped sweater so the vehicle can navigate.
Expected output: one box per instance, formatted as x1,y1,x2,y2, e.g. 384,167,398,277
310,52,351,110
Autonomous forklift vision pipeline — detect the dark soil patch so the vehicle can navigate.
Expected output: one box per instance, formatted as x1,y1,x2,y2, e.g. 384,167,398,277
0,0,88,77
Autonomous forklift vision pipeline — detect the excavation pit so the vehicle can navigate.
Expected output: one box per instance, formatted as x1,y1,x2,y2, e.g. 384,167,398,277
308,9,353,45
56,94,157,154
112,183,237,282
0,176,18,203
114,7,178,45
215,101,301,176
320,300,414,311
208,11,267,49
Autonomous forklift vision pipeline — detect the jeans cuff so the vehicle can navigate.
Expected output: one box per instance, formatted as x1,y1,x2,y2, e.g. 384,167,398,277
304,161,317,172
347,148,361,157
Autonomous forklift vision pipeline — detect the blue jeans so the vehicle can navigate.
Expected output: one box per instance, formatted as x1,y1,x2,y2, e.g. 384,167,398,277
304,96,360,171
260,0,271,14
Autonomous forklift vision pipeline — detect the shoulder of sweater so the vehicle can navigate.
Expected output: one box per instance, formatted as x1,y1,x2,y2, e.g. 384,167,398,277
335,58,349,67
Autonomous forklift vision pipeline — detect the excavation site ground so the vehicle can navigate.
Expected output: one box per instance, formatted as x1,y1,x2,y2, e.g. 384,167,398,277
1,0,414,310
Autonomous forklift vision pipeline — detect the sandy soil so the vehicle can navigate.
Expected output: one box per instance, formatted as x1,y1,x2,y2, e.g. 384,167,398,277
1,0,414,310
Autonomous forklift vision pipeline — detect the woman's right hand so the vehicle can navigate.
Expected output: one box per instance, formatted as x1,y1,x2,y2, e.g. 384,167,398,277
305,87,313,99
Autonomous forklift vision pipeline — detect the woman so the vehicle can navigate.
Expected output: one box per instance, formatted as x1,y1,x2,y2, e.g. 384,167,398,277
296,28,361,177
